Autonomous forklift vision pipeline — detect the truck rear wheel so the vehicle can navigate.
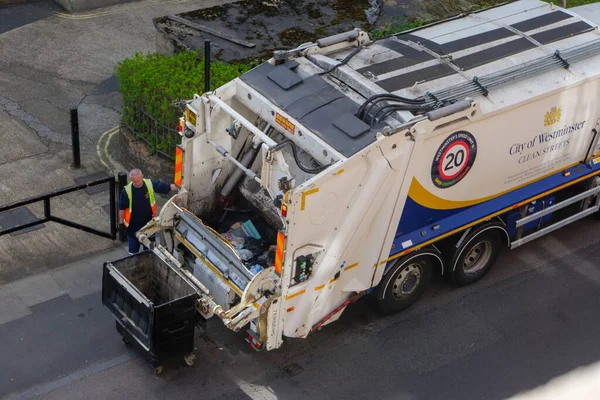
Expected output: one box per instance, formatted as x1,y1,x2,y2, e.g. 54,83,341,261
376,254,433,314
450,228,503,287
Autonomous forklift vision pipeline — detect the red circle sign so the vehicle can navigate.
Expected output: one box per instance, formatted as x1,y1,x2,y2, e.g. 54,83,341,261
438,140,470,180
431,131,477,189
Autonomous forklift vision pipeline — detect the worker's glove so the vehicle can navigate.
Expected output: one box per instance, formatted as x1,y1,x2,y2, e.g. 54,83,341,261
119,223,126,236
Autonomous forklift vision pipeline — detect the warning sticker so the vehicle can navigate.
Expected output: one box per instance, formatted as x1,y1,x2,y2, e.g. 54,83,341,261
186,107,197,127
275,112,295,134
431,130,477,189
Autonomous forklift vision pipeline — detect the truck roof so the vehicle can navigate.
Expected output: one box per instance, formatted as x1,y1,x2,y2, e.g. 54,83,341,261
240,0,600,159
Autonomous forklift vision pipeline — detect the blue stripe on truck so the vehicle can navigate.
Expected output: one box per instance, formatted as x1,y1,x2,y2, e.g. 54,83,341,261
389,162,600,263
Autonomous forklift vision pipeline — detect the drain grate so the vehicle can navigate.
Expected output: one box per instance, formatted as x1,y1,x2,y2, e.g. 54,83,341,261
74,171,111,195
0,207,44,236
284,363,304,377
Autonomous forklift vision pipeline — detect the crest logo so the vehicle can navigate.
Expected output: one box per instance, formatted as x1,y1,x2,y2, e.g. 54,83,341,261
544,106,561,127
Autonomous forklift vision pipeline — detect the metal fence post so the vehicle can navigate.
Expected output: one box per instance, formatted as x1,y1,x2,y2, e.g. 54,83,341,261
205,40,211,94
117,172,128,242
70,108,81,168
109,178,117,240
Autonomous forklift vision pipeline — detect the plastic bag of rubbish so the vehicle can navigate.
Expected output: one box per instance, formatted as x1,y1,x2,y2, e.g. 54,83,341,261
238,249,254,261
250,264,263,275
244,237,266,254
223,230,239,241
229,236,245,250
257,248,276,267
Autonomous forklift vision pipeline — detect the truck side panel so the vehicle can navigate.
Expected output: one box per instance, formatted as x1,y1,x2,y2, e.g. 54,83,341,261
390,77,600,261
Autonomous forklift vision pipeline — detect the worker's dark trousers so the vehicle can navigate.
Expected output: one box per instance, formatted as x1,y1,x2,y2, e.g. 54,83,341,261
126,223,146,254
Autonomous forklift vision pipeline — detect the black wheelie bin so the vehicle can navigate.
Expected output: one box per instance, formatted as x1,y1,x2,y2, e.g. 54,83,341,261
102,250,199,374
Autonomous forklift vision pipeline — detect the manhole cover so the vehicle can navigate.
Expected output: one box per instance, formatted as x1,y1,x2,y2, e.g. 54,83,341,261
0,207,44,236
74,171,111,195
284,363,304,377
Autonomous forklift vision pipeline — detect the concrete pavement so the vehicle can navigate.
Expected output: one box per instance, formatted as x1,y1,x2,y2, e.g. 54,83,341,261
0,0,237,283
0,245,127,326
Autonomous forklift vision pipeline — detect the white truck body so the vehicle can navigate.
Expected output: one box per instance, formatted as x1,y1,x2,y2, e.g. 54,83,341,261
137,0,600,351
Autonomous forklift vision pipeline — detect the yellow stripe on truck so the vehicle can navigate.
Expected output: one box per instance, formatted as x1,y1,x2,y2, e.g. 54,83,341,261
286,289,306,300
378,169,600,266
301,188,319,211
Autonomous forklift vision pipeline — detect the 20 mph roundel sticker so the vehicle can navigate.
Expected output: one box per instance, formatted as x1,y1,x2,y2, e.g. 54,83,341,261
431,131,477,189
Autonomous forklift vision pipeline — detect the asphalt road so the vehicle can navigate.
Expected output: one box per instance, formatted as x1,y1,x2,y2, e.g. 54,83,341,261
0,1,60,35
3,216,600,400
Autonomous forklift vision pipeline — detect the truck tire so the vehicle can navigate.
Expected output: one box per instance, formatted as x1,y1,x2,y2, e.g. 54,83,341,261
450,227,503,287
376,254,434,314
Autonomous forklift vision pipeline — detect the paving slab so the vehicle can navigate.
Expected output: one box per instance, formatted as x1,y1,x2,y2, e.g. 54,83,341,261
0,109,47,165
9,272,64,307
49,260,101,300
0,284,31,325
84,246,128,270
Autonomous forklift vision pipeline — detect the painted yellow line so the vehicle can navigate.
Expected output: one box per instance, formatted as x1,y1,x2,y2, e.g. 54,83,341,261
314,284,325,291
103,129,119,169
300,188,319,211
334,169,345,176
329,276,339,283
53,0,192,20
96,126,118,170
285,289,306,301
378,169,600,266
343,262,358,271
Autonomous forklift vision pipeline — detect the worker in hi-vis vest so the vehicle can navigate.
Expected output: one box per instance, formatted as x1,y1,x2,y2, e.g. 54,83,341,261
118,168,178,254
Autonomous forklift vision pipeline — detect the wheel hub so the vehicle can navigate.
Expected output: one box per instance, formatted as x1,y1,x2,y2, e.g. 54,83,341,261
392,263,422,299
463,240,492,275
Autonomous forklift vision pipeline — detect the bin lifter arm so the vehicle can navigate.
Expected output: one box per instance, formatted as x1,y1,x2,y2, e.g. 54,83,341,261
136,193,183,248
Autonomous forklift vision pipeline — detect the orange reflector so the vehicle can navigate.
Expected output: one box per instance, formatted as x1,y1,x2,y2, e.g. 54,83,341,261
174,147,183,187
274,231,285,275
286,306,295,313
281,204,287,217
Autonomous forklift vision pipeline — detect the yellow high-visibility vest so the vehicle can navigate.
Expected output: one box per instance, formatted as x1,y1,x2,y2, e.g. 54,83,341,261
123,179,156,228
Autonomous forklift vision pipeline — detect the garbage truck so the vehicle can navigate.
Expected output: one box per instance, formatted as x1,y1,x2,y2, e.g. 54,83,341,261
102,0,600,368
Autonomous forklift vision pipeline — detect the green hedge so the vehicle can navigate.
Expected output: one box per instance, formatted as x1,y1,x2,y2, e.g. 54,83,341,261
115,51,253,155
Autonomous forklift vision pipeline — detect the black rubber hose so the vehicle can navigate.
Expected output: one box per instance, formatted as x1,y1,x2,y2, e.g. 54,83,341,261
357,94,426,119
360,96,427,121
374,105,429,126
370,103,431,125
272,140,330,174
318,47,362,76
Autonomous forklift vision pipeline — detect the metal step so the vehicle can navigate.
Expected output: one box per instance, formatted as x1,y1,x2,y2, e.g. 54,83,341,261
515,185,600,228
510,205,599,249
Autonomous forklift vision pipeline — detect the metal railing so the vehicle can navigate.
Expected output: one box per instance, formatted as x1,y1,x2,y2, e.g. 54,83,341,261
123,102,179,160
0,176,117,239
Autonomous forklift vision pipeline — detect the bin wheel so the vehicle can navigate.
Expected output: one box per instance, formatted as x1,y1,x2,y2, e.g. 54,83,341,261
122,337,132,346
184,353,196,366
154,365,163,376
